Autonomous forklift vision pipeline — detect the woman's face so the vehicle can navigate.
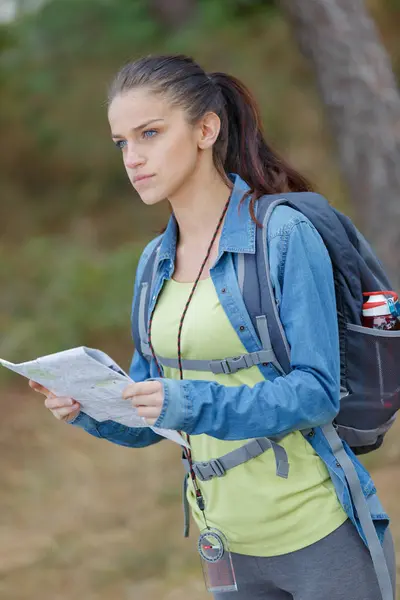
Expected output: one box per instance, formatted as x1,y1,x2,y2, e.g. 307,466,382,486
108,87,204,206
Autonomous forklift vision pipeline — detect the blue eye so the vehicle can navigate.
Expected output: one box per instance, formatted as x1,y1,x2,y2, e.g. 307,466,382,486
114,139,127,150
142,129,158,139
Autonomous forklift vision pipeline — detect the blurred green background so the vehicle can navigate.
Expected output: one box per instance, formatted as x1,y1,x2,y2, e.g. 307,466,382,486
0,1,400,598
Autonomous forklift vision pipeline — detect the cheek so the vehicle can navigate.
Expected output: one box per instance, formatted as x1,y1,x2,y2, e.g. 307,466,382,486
161,134,199,188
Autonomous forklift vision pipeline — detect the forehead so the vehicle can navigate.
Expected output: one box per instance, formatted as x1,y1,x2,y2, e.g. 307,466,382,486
108,87,176,129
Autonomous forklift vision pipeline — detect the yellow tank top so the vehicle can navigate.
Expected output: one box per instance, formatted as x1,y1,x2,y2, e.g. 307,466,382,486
151,276,347,556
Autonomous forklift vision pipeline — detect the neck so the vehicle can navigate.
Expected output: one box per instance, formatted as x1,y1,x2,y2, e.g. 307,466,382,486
168,162,232,247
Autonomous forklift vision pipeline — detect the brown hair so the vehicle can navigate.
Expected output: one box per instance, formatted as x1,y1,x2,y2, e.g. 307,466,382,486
108,54,313,225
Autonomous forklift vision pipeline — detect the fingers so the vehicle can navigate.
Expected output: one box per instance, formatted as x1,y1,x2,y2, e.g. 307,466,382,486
122,380,161,399
48,401,80,421
29,380,51,396
136,405,162,419
130,392,162,407
44,395,80,421
52,406,80,421
29,380,80,422
44,396,79,411
122,382,163,425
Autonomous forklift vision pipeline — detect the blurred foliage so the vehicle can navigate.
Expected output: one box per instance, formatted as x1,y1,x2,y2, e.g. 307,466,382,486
0,237,142,375
0,0,399,372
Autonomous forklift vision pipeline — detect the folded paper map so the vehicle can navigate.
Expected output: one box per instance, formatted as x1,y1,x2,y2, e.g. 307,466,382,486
0,346,188,447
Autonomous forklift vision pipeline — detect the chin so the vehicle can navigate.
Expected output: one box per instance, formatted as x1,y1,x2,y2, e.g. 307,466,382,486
137,189,166,206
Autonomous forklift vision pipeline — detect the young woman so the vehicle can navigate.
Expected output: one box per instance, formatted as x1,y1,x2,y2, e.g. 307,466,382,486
29,54,396,599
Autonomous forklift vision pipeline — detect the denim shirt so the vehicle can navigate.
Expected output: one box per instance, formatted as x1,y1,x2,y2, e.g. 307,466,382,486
71,173,389,545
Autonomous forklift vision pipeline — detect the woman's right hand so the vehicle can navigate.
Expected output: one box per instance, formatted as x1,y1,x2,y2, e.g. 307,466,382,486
29,380,81,422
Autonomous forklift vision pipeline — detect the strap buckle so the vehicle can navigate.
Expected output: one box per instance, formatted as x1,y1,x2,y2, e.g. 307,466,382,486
193,459,226,481
211,355,250,375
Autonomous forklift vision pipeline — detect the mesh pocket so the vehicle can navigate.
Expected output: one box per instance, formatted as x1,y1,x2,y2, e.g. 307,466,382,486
339,323,400,430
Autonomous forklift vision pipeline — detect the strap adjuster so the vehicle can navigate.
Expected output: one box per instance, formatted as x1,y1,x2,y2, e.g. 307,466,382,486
220,359,232,374
193,459,226,481
209,354,252,375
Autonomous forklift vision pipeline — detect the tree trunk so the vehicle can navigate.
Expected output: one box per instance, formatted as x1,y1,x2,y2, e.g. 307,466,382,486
279,0,400,287
148,0,197,31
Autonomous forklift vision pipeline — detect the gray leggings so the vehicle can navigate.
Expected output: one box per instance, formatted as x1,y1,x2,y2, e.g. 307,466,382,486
213,520,396,600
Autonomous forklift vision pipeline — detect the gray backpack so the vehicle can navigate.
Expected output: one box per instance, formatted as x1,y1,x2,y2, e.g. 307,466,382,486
133,192,399,600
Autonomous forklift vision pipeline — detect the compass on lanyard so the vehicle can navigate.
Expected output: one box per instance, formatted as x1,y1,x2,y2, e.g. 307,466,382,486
198,529,226,563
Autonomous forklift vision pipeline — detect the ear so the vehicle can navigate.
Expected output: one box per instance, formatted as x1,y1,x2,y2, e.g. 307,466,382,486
197,112,221,150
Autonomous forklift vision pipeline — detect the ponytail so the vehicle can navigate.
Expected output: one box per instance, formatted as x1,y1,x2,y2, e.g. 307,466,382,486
209,72,313,224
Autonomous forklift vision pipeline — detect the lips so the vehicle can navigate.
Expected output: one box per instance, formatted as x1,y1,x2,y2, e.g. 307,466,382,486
133,174,154,184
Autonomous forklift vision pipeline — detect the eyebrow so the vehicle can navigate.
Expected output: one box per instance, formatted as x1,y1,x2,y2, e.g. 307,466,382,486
111,118,164,138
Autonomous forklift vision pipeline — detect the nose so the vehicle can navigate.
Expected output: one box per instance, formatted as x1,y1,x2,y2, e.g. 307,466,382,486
124,144,145,169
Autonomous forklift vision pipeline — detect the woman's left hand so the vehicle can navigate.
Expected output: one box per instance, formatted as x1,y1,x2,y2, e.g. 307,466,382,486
122,380,164,426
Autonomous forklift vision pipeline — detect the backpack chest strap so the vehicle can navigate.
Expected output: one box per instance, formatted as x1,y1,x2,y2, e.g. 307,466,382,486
182,437,289,481
145,349,275,374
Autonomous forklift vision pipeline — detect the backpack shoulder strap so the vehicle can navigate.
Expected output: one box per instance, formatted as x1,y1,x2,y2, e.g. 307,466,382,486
241,191,367,377
241,194,311,376
131,237,162,361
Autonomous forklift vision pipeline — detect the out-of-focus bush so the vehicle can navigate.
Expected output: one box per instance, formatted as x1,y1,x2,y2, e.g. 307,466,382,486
0,237,142,376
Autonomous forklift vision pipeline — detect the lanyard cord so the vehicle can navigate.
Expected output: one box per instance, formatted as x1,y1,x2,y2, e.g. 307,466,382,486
147,194,231,528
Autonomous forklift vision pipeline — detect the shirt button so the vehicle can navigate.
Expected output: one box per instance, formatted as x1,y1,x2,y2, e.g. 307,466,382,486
221,288,226,293
239,325,245,331
335,461,341,468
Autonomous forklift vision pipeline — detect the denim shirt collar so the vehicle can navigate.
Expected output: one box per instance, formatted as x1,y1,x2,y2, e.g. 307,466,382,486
157,173,257,268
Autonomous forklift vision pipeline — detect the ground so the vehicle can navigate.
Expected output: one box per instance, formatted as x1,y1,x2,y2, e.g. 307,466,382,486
1,386,399,599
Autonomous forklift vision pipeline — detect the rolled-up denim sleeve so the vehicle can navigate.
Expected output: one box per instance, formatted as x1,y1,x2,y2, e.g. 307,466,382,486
69,410,164,447
152,220,340,439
